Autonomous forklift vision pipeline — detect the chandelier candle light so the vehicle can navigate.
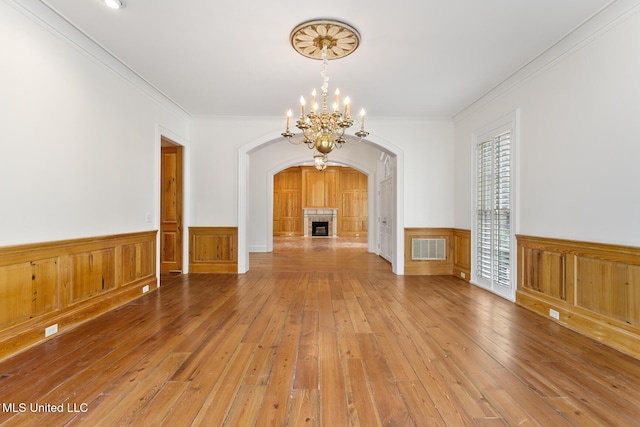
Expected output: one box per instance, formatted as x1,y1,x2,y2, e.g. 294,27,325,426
282,19,369,171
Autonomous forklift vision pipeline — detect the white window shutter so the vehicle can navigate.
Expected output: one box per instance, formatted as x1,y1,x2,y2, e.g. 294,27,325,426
476,131,511,289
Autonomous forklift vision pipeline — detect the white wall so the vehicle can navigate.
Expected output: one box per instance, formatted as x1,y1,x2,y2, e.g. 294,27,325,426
191,118,454,227
191,117,454,274
370,119,455,227
453,4,640,247
0,0,190,247
189,117,282,226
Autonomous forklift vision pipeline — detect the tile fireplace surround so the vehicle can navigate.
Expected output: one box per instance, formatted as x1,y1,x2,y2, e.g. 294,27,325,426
303,209,337,237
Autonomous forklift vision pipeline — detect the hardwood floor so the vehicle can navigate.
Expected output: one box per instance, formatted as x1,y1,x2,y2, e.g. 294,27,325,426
1,236,640,426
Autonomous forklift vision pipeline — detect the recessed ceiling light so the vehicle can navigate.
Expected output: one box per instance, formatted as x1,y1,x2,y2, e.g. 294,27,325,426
102,0,124,9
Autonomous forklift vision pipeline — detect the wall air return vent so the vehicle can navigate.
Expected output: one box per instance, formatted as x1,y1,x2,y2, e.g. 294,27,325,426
411,238,446,260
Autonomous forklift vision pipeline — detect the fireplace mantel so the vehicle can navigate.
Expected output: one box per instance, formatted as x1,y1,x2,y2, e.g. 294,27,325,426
303,208,337,237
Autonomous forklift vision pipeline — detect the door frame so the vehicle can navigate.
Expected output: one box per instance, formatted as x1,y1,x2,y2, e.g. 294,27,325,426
156,127,190,280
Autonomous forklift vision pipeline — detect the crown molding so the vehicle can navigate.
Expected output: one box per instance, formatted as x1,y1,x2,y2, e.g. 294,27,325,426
5,0,191,120
454,0,640,123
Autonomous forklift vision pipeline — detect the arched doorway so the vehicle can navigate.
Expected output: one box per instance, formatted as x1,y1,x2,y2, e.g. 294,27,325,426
238,133,404,274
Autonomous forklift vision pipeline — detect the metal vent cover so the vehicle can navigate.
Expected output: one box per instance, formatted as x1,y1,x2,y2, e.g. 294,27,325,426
411,238,446,260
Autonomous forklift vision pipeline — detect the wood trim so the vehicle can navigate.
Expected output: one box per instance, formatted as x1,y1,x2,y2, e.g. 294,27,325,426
453,228,471,282
404,228,454,276
0,231,157,362
189,227,238,273
516,234,640,359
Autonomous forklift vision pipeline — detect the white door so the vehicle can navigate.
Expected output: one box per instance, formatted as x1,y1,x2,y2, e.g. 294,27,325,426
379,178,393,262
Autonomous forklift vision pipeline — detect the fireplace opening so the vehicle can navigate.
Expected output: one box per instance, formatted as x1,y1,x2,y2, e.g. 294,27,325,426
311,221,329,237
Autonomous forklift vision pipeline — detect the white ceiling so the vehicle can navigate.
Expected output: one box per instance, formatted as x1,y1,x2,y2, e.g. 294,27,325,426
41,0,612,118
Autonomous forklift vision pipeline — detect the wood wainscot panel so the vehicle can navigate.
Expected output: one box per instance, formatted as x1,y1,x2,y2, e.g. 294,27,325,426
575,257,640,324
122,239,155,285
516,235,640,359
0,231,157,362
70,248,116,303
521,247,566,300
452,229,471,282
189,227,238,273
0,258,58,329
404,228,454,276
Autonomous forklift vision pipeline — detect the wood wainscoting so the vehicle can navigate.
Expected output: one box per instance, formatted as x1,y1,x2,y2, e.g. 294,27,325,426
404,228,471,277
188,227,238,273
273,166,368,237
338,168,368,237
273,167,303,236
0,231,157,362
453,228,471,281
516,235,640,359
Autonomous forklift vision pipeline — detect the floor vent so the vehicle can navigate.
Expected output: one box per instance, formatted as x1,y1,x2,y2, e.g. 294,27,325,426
411,238,446,260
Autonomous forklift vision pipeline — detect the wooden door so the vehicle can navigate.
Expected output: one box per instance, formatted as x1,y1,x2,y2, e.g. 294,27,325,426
160,144,183,274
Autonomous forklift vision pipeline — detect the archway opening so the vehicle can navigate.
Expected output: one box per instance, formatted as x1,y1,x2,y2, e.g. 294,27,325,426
238,133,404,275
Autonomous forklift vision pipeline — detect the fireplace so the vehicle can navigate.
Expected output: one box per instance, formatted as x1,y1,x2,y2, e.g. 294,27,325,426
303,209,337,237
311,221,329,237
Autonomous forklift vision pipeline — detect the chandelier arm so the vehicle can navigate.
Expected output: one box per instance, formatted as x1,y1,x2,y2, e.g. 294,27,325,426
354,129,370,142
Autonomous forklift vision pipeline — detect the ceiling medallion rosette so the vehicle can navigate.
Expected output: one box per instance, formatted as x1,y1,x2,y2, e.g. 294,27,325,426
290,19,360,60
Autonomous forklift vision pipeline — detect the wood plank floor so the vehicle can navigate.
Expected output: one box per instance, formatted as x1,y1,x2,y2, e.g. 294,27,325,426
1,237,640,426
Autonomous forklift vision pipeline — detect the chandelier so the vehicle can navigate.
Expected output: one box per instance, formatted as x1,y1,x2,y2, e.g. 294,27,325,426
282,19,369,171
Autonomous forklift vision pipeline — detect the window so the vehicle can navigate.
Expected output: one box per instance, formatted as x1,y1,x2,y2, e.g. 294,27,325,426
475,128,513,298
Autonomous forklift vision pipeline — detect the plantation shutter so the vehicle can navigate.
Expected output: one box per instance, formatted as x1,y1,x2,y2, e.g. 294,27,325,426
493,132,511,288
477,140,493,281
476,130,511,288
